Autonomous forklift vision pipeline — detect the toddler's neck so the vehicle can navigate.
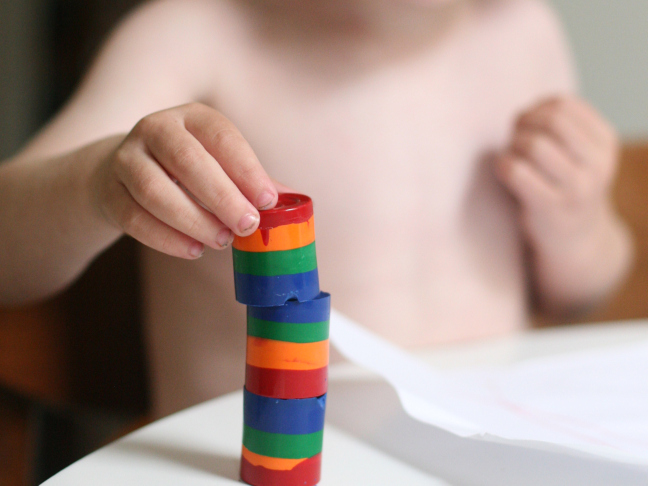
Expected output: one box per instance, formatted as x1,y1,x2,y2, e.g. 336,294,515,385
242,0,471,46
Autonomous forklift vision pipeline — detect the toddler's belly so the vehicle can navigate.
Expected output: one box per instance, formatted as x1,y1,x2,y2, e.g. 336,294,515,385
316,223,527,348
326,249,527,348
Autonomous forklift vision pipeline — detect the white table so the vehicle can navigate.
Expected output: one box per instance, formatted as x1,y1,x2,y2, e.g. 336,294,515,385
43,320,648,486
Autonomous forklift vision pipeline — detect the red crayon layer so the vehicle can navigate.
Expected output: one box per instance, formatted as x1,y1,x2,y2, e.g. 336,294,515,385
245,365,327,399
259,194,313,230
241,453,322,486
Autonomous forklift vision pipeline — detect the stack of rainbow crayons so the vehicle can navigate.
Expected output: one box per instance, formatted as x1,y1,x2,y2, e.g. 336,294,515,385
233,194,330,486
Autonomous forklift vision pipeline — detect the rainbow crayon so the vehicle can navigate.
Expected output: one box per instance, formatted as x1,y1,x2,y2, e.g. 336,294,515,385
233,194,320,307
245,293,330,399
234,194,329,486
240,390,325,486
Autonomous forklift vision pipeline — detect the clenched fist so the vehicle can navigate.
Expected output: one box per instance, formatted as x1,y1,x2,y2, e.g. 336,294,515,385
497,96,632,314
497,96,620,255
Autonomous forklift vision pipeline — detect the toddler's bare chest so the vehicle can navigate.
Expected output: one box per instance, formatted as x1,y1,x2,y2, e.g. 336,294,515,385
216,61,505,239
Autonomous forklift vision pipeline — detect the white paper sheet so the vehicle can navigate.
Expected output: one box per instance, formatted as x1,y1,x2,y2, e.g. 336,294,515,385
329,310,648,466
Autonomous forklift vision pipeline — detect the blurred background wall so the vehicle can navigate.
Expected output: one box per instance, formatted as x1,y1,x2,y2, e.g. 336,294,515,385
0,0,50,160
0,0,141,160
550,0,648,139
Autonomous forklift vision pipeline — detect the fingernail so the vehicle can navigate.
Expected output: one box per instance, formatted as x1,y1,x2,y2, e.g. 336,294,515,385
238,213,260,234
189,242,204,258
257,191,276,210
216,229,234,249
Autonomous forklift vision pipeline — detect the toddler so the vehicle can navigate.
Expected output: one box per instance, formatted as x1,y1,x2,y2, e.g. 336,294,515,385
0,0,632,417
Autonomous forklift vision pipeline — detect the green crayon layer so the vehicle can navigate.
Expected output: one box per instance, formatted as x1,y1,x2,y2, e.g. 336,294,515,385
242,425,323,459
247,317,329,344
233,242,317,277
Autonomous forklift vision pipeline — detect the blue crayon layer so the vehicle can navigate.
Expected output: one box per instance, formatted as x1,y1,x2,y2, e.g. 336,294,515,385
234,269,320,307
244,388,326,435
247,292,331,323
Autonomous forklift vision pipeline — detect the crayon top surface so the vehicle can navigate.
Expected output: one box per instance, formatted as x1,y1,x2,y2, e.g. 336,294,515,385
258,194,313,230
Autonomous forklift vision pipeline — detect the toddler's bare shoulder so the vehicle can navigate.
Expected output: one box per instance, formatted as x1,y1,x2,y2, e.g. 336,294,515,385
123,0,241,44
103,0,247,99
477,0,577,91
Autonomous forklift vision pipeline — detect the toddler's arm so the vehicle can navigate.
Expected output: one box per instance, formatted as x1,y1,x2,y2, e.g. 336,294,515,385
0,1,275,306
497,97,634,316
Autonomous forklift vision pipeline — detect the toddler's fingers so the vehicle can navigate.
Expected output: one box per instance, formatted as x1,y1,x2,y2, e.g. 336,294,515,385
517,103,593,165
115,147,234,250
511,130,580,190
497,154,560,209
531,97,617,147
142,115,260,237
110,181,205,259
183,105,278,211
560,97,617,145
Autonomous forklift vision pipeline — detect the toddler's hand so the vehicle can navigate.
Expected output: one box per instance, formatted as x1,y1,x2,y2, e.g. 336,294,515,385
496,96,620,253
91,103,278,259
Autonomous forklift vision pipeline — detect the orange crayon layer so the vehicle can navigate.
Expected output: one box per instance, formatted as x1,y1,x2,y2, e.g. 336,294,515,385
246,337,329,371
242,446,307,471
233,217,315,253
240,452,321,486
